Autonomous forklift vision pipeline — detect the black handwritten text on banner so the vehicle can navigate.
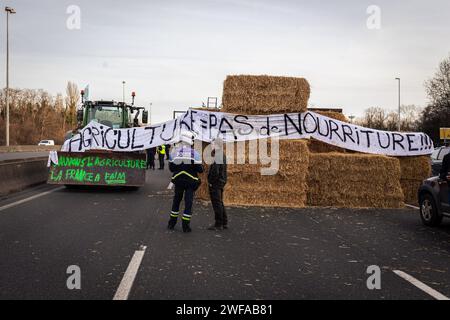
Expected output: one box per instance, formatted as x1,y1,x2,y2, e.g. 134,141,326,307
61,110,434,157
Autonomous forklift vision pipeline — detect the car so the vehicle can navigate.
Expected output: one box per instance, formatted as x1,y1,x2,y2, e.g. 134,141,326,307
431,146,450,176
418,176,450,226
38,140,55,146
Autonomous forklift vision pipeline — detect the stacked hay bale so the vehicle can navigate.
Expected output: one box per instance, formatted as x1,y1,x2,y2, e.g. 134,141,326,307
222,75,310,114
306,153,404,208
197,74,427,209
196,139,310,208
202,75,312,207
224,140,310,208
397,156,431,204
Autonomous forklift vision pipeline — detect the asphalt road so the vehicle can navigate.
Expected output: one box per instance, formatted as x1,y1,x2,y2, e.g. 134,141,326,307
1,164,450,300
0,152,50,162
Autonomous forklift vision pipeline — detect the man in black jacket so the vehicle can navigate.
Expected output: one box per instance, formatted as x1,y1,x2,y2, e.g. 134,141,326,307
440,152,450,203
146,147,156,170
168,134,203,233
207,138,228,231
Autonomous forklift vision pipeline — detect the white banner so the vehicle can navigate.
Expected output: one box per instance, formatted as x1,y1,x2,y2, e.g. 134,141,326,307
61,109,434,157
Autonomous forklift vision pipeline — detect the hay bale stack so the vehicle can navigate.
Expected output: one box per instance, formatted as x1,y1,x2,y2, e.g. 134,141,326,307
197,140,310,207
307,139,347,153
224,140,310,207
307,110,348,154
313,110,349,123
307,153,404,208
222,75,310,115
397,156,431,204
196,163,210,201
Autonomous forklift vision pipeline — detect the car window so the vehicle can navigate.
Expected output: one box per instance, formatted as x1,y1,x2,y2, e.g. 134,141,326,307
439,148,450,160
431,149,440,160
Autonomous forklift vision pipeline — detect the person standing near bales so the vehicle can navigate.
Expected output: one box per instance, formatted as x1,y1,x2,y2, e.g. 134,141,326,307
168,132,203,233
440,152,450,202
207,138,228,231
165,144,171,160
157,145,166,170
146,147,156,170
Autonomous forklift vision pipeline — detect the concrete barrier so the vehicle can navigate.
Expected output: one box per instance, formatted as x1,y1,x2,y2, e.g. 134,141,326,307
0,157,48,196
0,145,60,153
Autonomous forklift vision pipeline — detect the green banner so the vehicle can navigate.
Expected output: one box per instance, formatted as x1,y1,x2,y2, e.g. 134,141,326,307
48,152,147,186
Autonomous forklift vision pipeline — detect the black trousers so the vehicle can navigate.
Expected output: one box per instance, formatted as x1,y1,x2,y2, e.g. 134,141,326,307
147,156,155,169
171,182,195,221
209,186,227,226
159,154,165,169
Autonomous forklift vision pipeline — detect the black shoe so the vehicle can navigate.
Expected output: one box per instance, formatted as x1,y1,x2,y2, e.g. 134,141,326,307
208,225,223,231
182,221,192,233
223,225,228,230
168,218,177,230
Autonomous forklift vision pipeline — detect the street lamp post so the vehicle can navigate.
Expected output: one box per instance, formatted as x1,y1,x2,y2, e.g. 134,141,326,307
5,6,16,146
149,102,152,125
348,115,355,124
395,77,401,131
122,81,126,103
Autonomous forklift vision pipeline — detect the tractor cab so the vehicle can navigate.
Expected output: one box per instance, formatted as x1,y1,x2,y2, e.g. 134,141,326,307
76,91,148,129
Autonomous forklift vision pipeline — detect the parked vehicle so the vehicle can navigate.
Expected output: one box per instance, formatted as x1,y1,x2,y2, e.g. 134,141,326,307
418,176,450,226
38,140,55,146
431,146,450,176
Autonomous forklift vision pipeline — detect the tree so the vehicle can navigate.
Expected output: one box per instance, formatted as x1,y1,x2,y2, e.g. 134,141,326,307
0,87,71,145
419,54,450,142
357,105,421,132
400,105,421,132
425,55,450,108
358,107,387,130
65,82,79,128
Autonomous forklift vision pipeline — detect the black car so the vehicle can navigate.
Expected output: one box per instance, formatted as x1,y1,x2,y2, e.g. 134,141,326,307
431,146,450,176
418,176,450,226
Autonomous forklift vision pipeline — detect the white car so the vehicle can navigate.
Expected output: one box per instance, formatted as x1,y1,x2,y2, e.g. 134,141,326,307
38,140,55,146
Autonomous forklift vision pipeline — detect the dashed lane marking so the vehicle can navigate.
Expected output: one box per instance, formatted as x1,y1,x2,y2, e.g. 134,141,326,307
113,245,147,300
393,270,449,300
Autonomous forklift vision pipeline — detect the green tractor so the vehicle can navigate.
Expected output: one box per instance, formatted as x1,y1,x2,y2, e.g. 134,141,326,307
48,91,150,188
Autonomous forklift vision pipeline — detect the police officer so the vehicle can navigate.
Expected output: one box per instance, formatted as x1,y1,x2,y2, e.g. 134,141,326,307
168,132,203,233
207,138,228,231
157,145,166,170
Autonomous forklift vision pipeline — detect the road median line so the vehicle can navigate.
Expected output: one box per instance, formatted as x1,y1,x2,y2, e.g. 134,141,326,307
113,245,147,300
393,270,449,300
0,187,64,212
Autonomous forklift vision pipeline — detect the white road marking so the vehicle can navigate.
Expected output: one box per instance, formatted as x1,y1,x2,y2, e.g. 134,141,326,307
113,245,147,300
0,187,64,212
393,270,449,300
405,204,420,210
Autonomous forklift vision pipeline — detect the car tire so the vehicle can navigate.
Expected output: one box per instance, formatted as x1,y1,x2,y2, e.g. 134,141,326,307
419,193,443,227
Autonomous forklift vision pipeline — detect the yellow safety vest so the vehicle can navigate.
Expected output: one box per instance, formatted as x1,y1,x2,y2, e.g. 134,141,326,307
159,145,166,155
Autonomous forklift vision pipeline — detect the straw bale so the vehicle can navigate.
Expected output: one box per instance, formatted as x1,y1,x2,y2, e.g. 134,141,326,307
224,188,307,208
307,139,347,154
396,156,431,204
197,140,310,207
222,75,310,115
306,153,404,208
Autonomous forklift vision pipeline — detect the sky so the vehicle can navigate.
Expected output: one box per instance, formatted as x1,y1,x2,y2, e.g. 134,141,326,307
1,0,450,123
